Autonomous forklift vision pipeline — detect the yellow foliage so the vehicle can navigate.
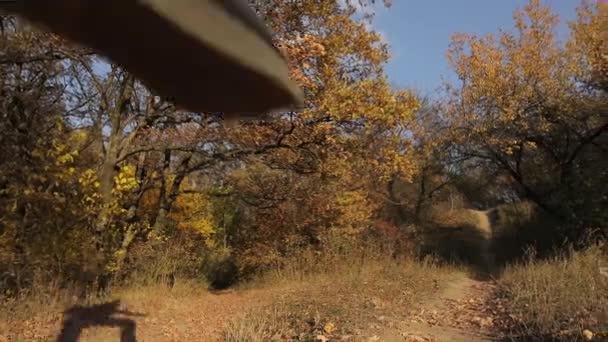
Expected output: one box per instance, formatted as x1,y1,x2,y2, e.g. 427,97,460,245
170,187,217,238
78,168,98,187
445,0,603,158
56,151,76,165
567,0,607,85
334,190,373,234
324,322,336,335
113,165,139,193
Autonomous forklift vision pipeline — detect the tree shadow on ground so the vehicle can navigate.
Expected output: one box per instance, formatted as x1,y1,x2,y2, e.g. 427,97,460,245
56,300,145,342
417,221,499,281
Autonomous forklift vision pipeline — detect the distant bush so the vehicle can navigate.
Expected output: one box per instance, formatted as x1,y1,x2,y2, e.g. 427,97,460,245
415,204,490,268
489,201,566,266
120,229,208,287
204,253,239,290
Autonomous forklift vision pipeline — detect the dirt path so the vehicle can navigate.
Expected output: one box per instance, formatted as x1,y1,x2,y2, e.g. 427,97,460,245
113,287,273,341
2,274,505,342
379,272,500,342
1,285,276,341
469,209,497,273
468,209,492,236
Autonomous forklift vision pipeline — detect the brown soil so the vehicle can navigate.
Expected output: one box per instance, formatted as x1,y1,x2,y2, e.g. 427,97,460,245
1,272,510,342
0,285,275,341
379,272,502,342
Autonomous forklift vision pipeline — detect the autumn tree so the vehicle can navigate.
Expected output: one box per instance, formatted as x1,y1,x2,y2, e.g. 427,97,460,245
1,0,418,290
0,17,104,289
216,0,418,271
443,0,606,233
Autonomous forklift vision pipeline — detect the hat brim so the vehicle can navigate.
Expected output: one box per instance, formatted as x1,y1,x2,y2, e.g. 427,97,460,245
5,0,303,115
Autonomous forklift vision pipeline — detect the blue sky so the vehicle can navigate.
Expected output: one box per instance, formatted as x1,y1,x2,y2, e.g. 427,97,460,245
371,0,580,94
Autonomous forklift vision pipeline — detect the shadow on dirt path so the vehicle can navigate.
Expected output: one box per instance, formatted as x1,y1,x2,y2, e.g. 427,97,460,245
56,300,145,342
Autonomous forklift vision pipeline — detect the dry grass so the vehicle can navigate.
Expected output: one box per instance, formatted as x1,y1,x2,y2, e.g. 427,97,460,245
0,279,268,341
0,278,88,324
0,282,110,340
426,204,481,229
0,244,461,341
488,201,568,267
0,264,208,341
496,244,608,341
221,247,459,341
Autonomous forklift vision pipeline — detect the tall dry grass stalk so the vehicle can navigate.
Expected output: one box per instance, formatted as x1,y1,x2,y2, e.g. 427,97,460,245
498,243,608,340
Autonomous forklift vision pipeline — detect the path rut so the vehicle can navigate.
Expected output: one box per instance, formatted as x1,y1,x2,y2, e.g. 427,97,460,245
380,272,499,342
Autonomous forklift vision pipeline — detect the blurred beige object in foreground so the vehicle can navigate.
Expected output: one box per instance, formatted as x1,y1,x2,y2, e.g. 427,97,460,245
0,0,304,119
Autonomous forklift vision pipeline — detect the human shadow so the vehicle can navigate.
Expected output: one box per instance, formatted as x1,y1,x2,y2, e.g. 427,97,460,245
56,300,145,342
